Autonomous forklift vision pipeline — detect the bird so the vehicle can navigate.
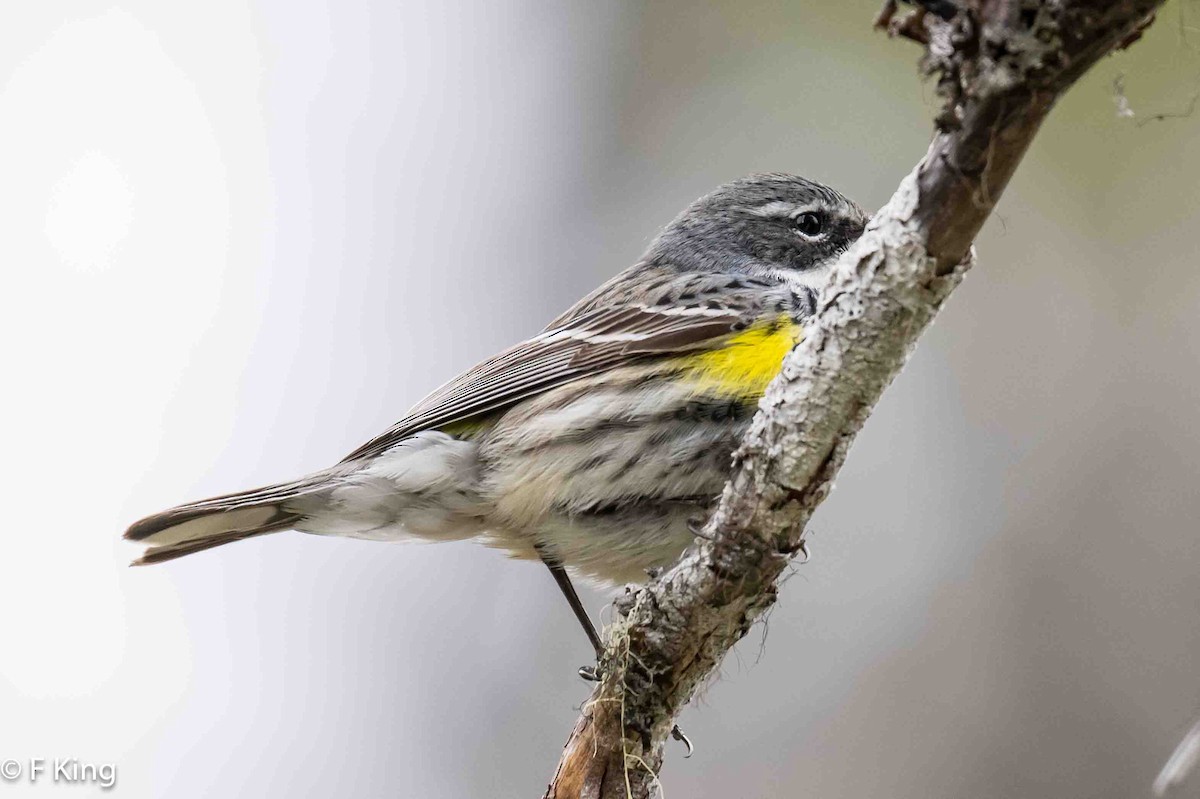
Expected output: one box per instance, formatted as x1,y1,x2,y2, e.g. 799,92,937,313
125,172,867,665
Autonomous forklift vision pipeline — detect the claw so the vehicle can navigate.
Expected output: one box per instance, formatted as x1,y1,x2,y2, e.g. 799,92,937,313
686,517,714,541
671,725,694,758
578,664,602,682
580,665,692,756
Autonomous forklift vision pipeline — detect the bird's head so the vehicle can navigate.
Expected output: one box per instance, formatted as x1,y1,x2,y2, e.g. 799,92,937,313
645,173,868,291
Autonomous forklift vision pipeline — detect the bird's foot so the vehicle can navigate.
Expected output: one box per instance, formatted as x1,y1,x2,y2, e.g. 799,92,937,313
578,663,694,757
672,725,695,758
578,664,602,682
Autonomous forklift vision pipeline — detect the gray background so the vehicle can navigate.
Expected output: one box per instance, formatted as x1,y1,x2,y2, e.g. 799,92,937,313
2,1,1199,796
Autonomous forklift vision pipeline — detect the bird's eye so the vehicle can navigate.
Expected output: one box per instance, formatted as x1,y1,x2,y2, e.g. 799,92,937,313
794,212,824,237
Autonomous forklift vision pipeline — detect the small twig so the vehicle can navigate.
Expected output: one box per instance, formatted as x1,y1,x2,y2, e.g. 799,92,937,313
1135,91,1200,126
1153,715,1200,796
873,0,899,30
1114,71,1200,126
874,0,933,45
1116,9,1158,50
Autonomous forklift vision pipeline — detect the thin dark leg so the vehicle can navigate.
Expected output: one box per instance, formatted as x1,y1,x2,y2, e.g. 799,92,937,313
538,550,604,657
536,547,694,757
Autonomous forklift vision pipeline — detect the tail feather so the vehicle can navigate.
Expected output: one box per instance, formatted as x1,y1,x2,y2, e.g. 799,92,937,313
125,472,335,565
130,524,293,565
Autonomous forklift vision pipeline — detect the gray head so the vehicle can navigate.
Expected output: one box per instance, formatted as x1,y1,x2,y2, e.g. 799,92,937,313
644,173,868,289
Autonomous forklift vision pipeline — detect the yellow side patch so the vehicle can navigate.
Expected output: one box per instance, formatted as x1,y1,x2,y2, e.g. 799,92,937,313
681,316,802,400
440,418,490,439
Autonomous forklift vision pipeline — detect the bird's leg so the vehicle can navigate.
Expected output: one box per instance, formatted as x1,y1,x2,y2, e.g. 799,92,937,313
536,547,605,678
535,546,694,757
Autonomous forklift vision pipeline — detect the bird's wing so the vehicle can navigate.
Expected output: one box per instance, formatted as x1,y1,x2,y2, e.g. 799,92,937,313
340,271,772,462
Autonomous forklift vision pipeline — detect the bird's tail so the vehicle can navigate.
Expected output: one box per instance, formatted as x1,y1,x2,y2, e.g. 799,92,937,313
124,471,338,565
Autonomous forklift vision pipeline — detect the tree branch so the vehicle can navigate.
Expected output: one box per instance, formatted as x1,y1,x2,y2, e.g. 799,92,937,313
544,2,1164,797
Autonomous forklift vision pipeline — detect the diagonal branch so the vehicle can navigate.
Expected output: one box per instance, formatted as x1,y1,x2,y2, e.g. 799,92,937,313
544,2,1164,797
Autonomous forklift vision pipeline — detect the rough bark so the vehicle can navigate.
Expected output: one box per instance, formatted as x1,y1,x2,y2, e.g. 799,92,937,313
544,2,1164,797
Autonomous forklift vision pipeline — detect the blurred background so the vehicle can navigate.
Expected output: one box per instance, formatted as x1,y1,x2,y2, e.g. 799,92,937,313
2,1,1199,796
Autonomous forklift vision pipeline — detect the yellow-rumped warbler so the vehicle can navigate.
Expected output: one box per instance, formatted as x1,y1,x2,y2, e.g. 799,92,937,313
126,173,867,656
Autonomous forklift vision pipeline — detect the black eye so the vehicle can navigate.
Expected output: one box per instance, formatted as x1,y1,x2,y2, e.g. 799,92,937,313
794,212,824,237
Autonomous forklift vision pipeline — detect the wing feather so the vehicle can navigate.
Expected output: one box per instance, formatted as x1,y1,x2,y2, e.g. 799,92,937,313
340,271,774,462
